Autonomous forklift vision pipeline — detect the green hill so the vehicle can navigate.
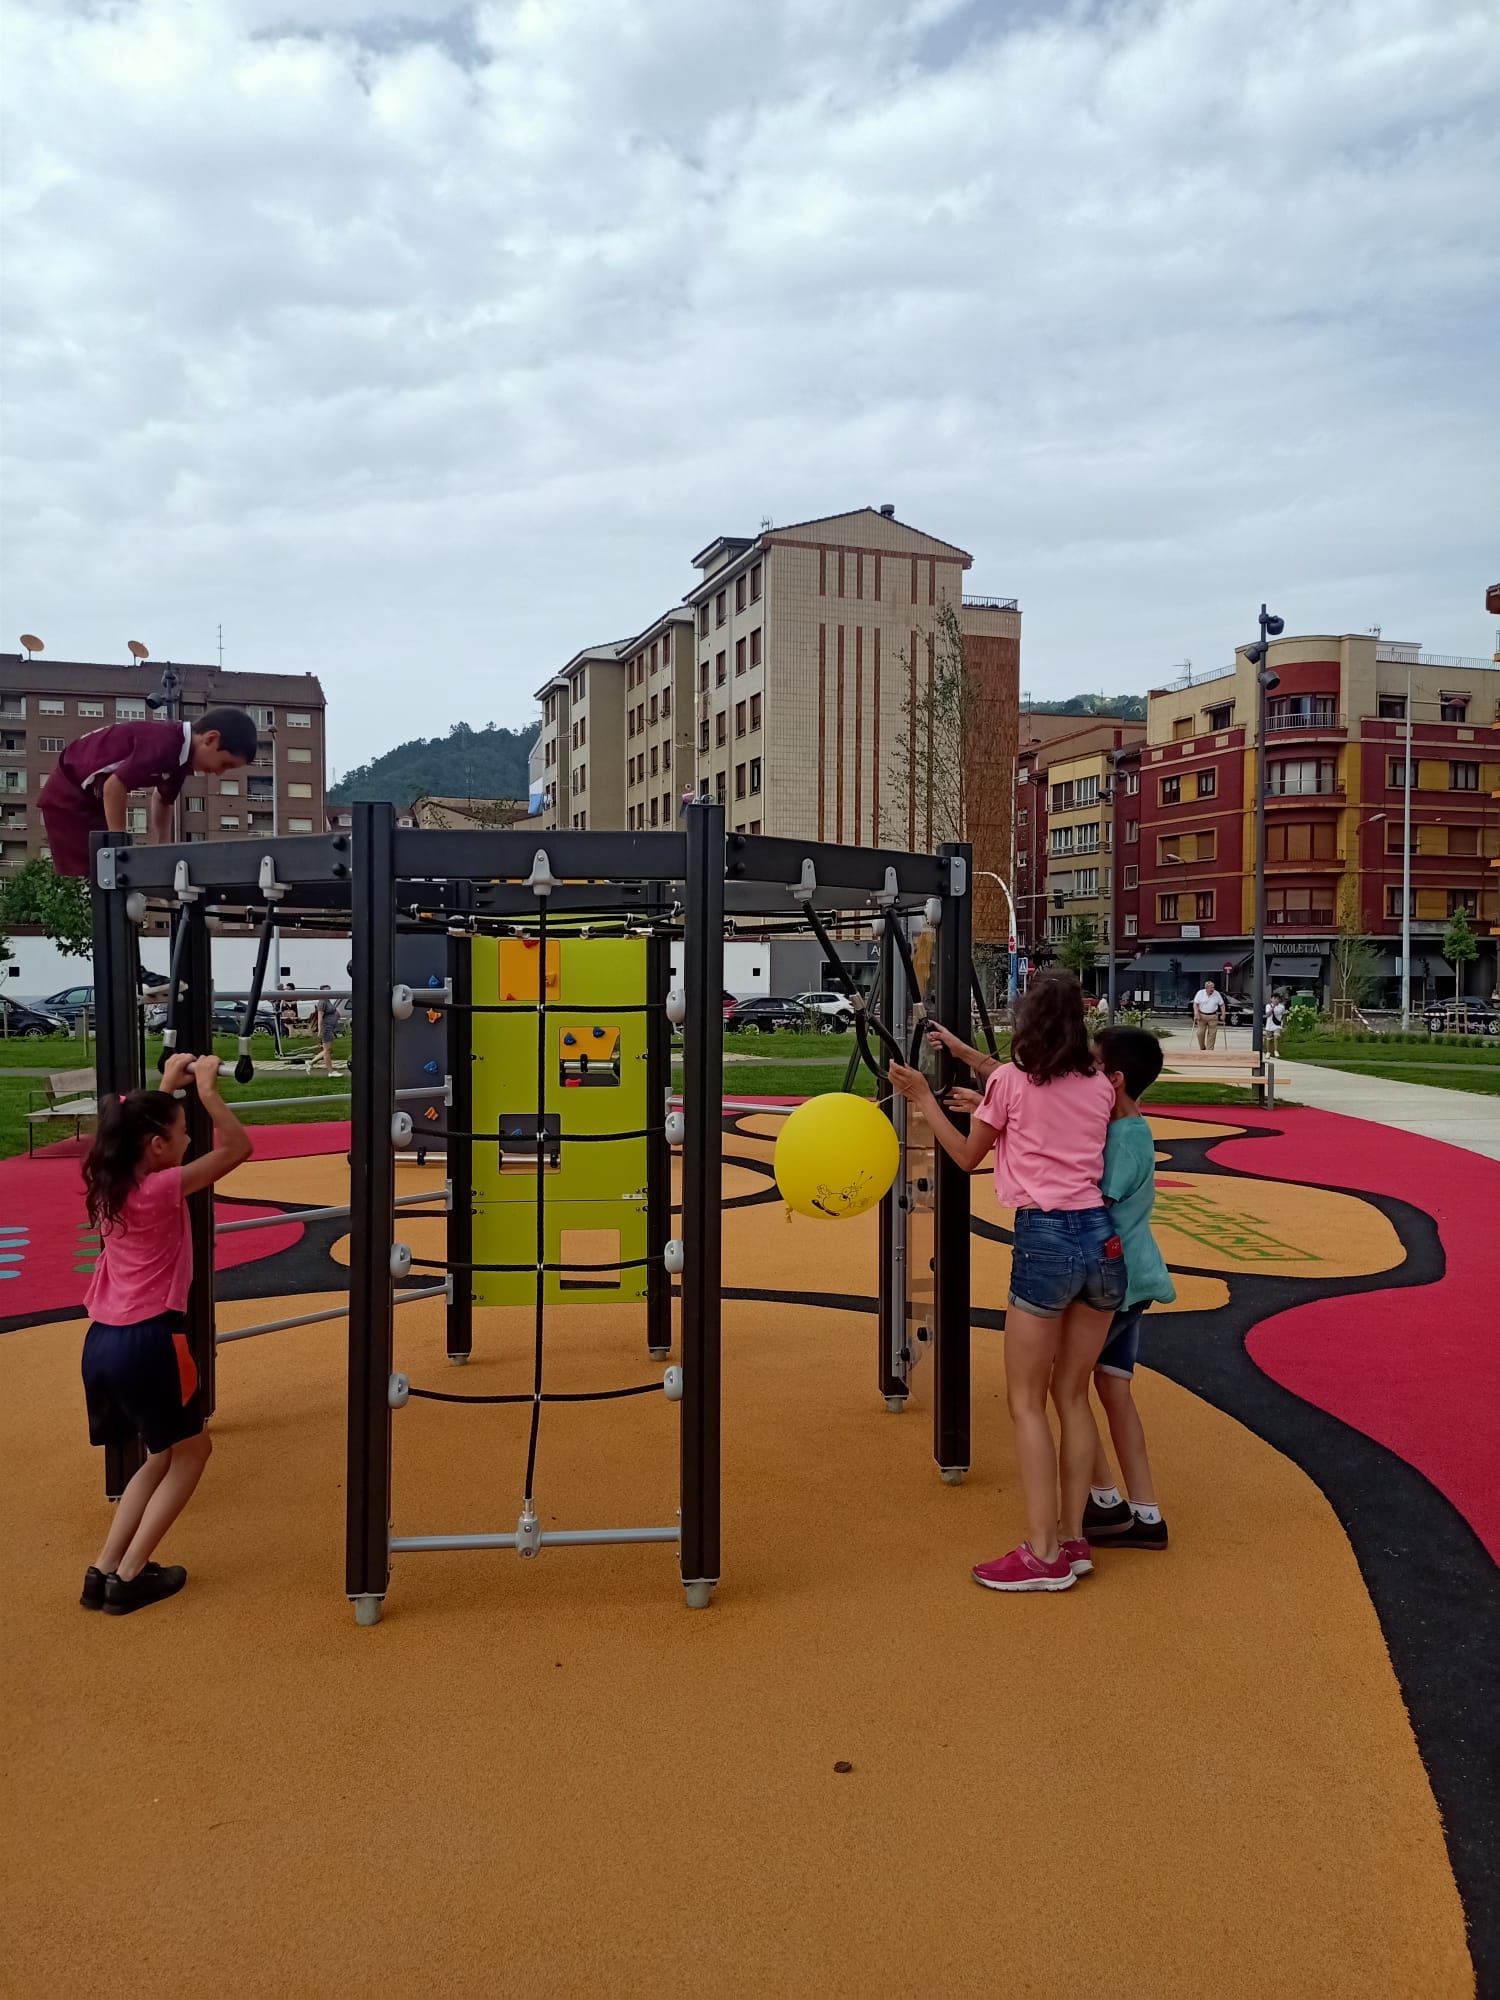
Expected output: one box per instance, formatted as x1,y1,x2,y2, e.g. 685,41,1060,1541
1023,693,1147,720
330,721,534,805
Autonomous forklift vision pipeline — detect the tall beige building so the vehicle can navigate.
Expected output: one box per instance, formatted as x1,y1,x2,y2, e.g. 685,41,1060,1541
533,507,1021,937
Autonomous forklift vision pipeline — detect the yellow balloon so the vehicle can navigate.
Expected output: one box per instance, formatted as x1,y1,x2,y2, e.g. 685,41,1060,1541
774,1092,900,1221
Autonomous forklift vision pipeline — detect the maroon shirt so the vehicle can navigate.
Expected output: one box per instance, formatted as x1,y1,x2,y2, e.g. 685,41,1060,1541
38,720,193,876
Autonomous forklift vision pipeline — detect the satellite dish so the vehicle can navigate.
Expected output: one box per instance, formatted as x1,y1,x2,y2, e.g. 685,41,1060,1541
127,639,150,660
19,634,43,657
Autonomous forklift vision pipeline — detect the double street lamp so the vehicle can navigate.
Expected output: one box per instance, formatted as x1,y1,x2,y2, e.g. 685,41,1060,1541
1243,603,1285,1062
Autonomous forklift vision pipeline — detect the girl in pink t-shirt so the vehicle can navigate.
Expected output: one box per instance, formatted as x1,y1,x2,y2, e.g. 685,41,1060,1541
79,1053,251,1616
891,975,1124,1594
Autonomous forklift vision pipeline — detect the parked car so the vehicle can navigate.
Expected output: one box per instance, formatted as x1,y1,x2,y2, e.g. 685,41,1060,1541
1423,1001,1499,1037
42,972,169,1027
0,997,67,1037
794,989,855,1031
725,996,808,1034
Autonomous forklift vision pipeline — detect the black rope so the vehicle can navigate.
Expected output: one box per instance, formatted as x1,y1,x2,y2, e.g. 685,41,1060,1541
524,900,548,1503
406,1382,663,1407
408,1255,654,1274
970,962,1000,1059
799,902,906,1078
883,915,930,1069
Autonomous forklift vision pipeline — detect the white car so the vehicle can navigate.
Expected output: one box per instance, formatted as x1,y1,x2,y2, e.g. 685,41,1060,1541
795,989,855,1031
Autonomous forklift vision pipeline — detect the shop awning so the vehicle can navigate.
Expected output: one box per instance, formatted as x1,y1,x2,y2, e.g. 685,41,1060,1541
1124,948,1251,977
1268,955,1323,978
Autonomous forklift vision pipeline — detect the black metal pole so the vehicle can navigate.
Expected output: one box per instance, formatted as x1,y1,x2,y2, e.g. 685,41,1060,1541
678,803,724,1607
445,883,474,1364
90,832,145,1499
1106,761,1120,1024
1252,605,1271,1069
346,801,397,1624
876,911,906,1408
933,843,973,1484
644,916,672,1360
181,903,217,1421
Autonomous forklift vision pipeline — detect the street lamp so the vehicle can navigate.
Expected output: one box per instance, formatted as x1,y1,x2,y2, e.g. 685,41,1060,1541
976,869,1019,1003
1243,604,1285,1063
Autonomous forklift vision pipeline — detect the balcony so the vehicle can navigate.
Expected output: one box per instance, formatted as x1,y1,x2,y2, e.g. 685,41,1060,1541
1264,710,1345,736
1267,908,1335,928
1264,778,1344,798
962,594,1020,612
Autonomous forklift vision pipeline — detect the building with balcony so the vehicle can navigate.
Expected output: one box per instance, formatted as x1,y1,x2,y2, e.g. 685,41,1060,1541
1126,635,1500,1008
1040,741,1143,992
1015,714,1147,965
621,609,695,831
533,641,629,831
0,653,327,870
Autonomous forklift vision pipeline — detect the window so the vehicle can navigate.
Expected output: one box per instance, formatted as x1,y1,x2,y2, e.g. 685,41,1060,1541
662,740,671,771
1267,822,1335,862
115,698,147,721
287,782,312,799
750,562,762,602
39,697,65,715
1197,768,1217,798
1048,914,1069,942
1267,887,1332,924
1051,781,1075,812
1206,702,1234,731
698,605,710,639
286,747,312,765
1172,717,1193,742
1159,776,1181,805
735,763,747,799
715,590,726,627
1378,696,1407,720
1267,758,1334,796
1075,868,1099,897
1440,696,1469,723
1447,889,1478,916
735,701,746,738
648,800,658,828
715,712,727,747
1017,808,1028,829
78,700,104,718
219,780,240,795
716,652,727,687
1196,891,1216,922
735,575,746,612
288,817,313,834
749,757,762,793
1389,758,1414,787
127,807,148,833
186,796,204,814
700,721,710,753
248,705,274,728
750,627,762,667
1157,894,1179,922
38,736,64,753
220,814,241,830
1076,776,1100,806
1448,827,1479,856
1124,913,1138,937
1386,886,1413,918
715,770,726,805
627,711,637,738
662,686,671,717
1450,762,1479,790
1123,864,1138,889
286,712,312,728
1076,823,1100,853
1124,818,1139,845
750,693,762,731
650,746,659,776
1123,771,1140,795
1266,696,1337,728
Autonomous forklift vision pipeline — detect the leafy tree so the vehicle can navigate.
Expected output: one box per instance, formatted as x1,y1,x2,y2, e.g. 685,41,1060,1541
0,857,92,958
1056,917,1098,982
1442,903,1478,999
1024,693,1147,720
889,600,975,851
1329,879,1379,1018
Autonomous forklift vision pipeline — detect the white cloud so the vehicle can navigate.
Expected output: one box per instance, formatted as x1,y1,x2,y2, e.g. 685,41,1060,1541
2,0,1496,767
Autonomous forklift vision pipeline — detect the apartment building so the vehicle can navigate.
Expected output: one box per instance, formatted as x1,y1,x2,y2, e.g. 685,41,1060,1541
1128,634,1500,1007
621,609,695,831
532,507,1021,939
1041,742,1144,979
1015,714,1147,960
0,654,327,872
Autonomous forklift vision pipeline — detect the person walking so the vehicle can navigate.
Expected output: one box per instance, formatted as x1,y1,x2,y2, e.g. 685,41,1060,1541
1192,977,1225,1050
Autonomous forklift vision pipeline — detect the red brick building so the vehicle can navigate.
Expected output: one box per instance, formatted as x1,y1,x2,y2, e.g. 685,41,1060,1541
1015,713,1146,969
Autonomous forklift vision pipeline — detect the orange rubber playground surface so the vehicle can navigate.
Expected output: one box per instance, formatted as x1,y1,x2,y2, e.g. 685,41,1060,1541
3,1103,1496,1995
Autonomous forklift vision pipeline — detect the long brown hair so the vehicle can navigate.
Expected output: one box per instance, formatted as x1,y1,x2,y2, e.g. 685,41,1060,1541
1010,974,1095,1085
83,1090,182,1231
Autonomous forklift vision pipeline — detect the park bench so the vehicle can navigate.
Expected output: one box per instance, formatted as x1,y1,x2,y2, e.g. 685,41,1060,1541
26,1069,98,1156
1161,1046,1276,1109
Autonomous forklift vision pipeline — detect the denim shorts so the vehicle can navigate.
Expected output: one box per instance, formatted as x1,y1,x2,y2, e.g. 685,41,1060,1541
1096,1304,1145,1378
1008,1207,1127,1319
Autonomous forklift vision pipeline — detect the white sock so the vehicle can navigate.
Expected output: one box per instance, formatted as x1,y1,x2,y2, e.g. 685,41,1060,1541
1091,1485,1123,1509
1131,1502,1163,1525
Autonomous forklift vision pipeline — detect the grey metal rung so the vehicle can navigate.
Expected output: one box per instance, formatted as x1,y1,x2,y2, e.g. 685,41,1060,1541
390,1526,682,1553
220,1092,352,1112
216,1302,349,1343
213,1188,446,1237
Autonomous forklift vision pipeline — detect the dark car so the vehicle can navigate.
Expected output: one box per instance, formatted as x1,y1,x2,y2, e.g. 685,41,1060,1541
42,972,170,1027
725,996,807,1034
0,996,67,1038
1424,1001,1499,1037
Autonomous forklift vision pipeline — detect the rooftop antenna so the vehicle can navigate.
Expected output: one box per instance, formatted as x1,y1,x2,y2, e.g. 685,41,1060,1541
1366,624,1381,637
19,634,43,659
759,515,772,533
127,639,150,662
218,622,224,668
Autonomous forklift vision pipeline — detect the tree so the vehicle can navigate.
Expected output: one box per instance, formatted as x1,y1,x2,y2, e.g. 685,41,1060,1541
1329,879,1379,1019
1056,917,1098,983
1442,904,1478,1000
0,856,93,958
889,600,977,852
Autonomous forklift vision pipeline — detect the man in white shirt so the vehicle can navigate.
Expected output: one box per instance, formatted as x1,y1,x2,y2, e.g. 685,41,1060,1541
1192,978,1226,1049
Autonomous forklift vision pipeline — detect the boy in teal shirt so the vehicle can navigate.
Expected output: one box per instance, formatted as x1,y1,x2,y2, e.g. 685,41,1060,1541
1083,1026,1176,1550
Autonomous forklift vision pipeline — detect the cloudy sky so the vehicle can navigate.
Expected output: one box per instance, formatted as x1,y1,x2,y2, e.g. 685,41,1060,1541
3,0,1496,775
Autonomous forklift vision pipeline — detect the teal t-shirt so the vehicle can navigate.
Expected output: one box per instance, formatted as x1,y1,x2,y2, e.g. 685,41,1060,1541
1101,1115,1175,1310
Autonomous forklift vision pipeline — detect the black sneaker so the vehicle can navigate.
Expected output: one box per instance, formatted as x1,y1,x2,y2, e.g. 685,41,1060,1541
104,1563,188,1615
1083,1496,1134,1538
80,1566,109,1611
1116,1513,1169,1550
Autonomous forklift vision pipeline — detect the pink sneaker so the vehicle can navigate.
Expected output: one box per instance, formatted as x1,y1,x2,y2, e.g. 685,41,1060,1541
1059,1537,1093,1577
971,1543,1076,1592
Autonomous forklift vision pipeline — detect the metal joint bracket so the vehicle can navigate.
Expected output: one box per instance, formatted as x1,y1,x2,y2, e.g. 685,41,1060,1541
172,859,202,905
443,1179,455,1212
664,1366,684,1402
516,1503,542,1559
391,1111,414,1149
873,866,899,909
791,857,818,904
946,855,969,898
96,848,122,891
526,849,560,897
388,1372,410,1409
390,1242,412,1279
258,854,287,903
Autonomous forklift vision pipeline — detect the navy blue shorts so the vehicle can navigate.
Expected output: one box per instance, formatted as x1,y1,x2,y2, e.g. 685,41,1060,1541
1008,1207,1127,1320
82,1311,204,1456
1096,1304,1146,1378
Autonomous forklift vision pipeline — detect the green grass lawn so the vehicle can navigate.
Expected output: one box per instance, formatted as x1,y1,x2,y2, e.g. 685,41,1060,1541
1297,1058,1500,1098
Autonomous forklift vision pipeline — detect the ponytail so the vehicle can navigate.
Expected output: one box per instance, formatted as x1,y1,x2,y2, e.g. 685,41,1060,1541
83,1090,182,1231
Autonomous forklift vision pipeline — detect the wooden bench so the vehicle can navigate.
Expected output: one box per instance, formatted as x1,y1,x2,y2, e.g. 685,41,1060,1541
1161,1047,1276,1108
26,1069,98,1156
